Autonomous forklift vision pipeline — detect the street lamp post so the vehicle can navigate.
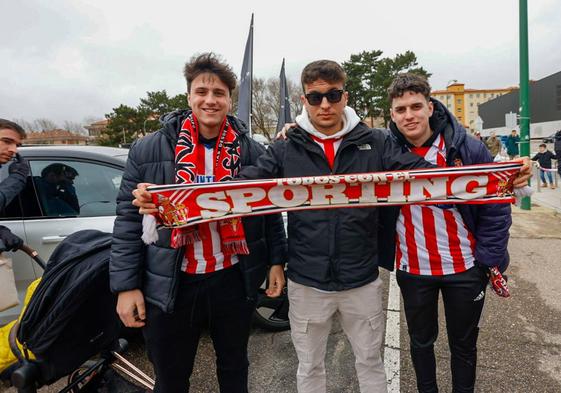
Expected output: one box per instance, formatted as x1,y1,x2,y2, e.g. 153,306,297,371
519,0,531,210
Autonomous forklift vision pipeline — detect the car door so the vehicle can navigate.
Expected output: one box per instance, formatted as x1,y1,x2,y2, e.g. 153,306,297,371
21,158,124,262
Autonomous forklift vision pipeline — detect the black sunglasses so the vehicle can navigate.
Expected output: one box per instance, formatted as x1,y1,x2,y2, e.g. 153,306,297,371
305,89,344,106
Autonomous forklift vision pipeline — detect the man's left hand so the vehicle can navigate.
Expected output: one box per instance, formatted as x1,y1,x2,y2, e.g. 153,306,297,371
513,156,532,188
265,264,285,298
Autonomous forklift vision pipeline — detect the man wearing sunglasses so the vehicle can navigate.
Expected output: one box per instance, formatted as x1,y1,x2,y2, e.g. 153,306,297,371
240,60,531,393
239,60,438,393
0,119,29,251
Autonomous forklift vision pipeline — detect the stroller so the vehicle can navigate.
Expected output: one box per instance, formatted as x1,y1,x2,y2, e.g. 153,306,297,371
0,230,154,393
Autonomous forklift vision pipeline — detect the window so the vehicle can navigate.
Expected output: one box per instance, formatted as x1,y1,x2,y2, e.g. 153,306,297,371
29,160,122,218
470,102,474,107
457,99,462,104
476,93,480,98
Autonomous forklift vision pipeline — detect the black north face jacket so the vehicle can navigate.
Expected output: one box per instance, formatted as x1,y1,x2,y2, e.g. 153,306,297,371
109,110,287,313
240,123,432,292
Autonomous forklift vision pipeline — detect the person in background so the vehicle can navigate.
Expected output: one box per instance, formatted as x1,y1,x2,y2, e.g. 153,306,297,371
532,143,557,189
554,130,561,178
485,131,501,159
506,129,520,159
0,119,29,251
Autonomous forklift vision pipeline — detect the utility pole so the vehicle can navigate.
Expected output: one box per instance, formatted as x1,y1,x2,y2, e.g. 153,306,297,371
519,0,531,210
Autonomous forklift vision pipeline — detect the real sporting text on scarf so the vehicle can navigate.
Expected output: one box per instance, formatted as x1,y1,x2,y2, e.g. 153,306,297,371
148,162,521,229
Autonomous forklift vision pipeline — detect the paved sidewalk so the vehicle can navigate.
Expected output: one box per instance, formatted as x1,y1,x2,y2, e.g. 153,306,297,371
530,169,561,212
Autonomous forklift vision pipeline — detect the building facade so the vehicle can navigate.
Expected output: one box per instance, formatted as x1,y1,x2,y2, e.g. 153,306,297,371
431,83,516,130
84,119,109,139
25,129,90,145
479,70,561,138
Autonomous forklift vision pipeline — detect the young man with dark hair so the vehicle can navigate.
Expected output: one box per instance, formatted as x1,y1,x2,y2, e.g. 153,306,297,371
532,143,557,189
110,52,287,393
239,60,438,393
381,72,513,393
0,119,29,251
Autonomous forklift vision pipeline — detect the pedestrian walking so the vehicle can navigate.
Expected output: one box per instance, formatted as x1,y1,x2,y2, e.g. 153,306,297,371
532,143,557,189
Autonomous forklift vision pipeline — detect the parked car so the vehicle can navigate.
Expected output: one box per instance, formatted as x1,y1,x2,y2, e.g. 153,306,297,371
0,146,127,324
0,145,289,330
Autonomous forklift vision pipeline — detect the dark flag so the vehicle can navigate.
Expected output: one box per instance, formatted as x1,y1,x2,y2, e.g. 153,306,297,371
276,58,292,133
238,14,253,135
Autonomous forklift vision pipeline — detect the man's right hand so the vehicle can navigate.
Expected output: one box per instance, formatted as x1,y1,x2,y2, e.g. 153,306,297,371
275,122,297,141
116,289,146,328
132,182,158,214
8,153,30,178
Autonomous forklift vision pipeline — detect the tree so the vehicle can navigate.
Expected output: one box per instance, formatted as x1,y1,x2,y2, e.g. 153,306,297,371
343,50,430,125
11,118,35,132
100,104,143,146
137,90,188,135
239,77,302,141
63,121,86,134
33,118,58,131
100,90,189,146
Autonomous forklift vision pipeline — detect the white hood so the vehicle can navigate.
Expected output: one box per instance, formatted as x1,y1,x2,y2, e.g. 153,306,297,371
295,106,361,140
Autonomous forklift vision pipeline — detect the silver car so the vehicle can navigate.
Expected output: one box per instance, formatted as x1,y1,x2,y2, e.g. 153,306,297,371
0,145,127,324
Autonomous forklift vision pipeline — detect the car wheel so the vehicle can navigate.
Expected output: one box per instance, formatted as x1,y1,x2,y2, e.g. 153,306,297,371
253,287,290,331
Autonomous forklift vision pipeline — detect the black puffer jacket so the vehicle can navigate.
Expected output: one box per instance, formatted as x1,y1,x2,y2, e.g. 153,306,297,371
110,110,287,312
240,123,432,291
0,163,27,214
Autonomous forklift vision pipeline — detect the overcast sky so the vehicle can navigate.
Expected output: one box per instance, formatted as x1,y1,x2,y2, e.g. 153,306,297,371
1,0,560,126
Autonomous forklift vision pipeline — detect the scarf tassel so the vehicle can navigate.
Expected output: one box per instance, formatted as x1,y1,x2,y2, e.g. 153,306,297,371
141,215,159,245
171,229,202,249
222,240,250,256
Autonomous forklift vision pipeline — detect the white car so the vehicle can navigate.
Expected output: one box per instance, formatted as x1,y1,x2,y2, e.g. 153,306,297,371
0,145,127,324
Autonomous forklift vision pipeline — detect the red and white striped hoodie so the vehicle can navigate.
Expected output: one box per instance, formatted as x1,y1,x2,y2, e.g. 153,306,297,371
395,133,476,275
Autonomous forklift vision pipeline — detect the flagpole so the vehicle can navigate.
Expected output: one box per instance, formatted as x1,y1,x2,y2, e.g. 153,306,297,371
249,14,253,138
238,13,254,137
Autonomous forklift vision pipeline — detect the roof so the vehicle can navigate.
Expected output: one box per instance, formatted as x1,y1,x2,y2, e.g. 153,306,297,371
26,129,89,142
432,87,517,95
18,145,128,166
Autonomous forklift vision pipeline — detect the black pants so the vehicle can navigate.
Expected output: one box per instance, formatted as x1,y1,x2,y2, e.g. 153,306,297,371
397,266,488,393
143,265,255,393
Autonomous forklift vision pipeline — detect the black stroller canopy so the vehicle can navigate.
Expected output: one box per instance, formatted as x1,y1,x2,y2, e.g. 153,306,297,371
16,230,121,384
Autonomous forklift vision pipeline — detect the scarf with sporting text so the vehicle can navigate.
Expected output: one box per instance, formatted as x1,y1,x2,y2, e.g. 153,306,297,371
171,113,248,255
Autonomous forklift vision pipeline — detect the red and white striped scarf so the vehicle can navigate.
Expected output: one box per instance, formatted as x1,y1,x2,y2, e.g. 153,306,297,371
170,113,248,255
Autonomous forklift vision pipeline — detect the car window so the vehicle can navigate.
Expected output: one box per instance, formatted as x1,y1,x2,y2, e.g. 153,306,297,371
29,160,122,218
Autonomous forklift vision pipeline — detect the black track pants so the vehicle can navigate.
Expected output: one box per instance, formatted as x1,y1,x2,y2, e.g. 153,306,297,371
397,266,488,393
143,265,255,393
